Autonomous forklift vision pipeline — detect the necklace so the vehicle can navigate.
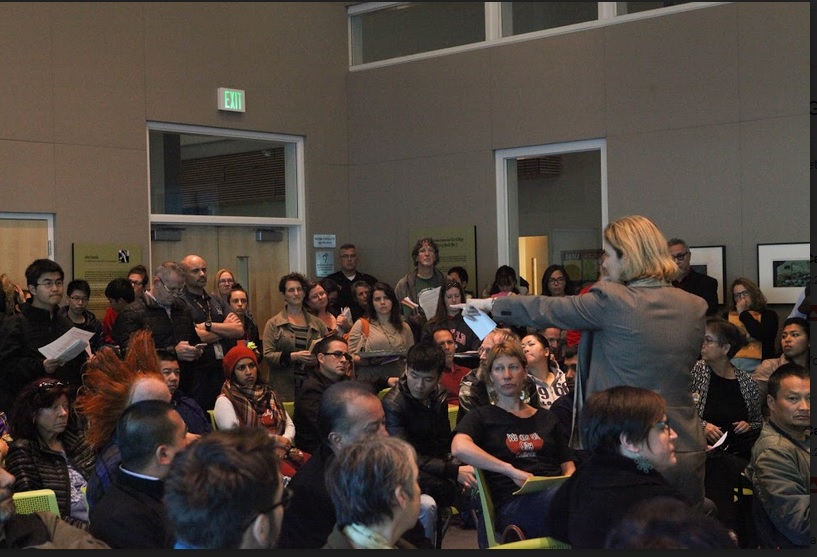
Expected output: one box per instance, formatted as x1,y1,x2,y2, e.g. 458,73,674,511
375,320,402,348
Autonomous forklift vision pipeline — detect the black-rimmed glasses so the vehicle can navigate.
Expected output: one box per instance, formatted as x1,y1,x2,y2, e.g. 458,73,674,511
654,419,671,433
322,351,352,362
671,251,689,260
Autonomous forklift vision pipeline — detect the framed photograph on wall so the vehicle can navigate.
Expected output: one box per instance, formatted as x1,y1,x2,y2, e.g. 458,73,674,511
689,245,726,305
757,243,809,304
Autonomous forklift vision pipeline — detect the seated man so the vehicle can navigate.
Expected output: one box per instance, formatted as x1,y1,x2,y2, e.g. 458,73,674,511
745,363,810,549
279,381,432,549
432,327,470,405
294,334,394,453
381,342,474,519
89,400,190,548
324,437,422,549
158,348,212,435
164,427,287,549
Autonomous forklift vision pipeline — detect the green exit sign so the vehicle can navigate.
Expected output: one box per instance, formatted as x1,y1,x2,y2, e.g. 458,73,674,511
217,87,245,113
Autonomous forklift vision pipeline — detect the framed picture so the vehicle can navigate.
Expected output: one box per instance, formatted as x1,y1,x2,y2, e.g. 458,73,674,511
757,243,809,304
689,245,726,305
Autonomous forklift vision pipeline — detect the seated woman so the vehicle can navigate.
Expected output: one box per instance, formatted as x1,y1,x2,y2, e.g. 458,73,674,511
451,340,575,548
346,282,414,382
540,264,577,298
420,279,481,353
214,342,308,479
549,385,688,549
521,332,569,410
692,316,761,533
5,377,96,530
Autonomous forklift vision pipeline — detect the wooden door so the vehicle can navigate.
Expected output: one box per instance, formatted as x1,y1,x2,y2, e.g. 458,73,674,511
0,214,52,288
151,225,289,332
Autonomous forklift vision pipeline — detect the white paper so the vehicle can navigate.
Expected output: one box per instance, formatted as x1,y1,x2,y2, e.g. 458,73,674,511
462,308,497,340
38,327,94,362
707,431,728,451
418,287,440,318
341,306,353,323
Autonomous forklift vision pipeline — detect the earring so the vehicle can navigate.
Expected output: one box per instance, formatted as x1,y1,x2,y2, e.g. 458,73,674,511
634,454,653,474
519,390,530,404
488,389,498,405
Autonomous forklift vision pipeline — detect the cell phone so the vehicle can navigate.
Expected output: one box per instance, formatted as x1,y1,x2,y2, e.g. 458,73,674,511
195,343,208,350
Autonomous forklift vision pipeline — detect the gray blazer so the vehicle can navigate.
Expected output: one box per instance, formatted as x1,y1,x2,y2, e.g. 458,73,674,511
492,279,707,454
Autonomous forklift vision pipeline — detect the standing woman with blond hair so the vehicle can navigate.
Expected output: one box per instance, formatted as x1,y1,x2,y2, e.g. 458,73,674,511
463,215,708,510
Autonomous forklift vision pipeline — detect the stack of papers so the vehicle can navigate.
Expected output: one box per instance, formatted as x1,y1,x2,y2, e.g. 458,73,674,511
38,327,95,362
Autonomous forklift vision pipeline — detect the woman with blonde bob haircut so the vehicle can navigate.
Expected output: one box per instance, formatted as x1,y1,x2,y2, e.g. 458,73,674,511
464,215,708,511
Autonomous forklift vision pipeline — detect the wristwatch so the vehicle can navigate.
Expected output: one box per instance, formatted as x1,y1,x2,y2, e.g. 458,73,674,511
205,321,212,332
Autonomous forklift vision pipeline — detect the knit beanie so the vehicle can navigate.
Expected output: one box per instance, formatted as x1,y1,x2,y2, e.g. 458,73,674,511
222,342,258,379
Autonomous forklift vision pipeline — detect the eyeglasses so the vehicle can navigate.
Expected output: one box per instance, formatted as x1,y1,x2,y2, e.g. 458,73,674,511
322,351,352,362
733,291,751,300
671,251,689,260
129,279,145,286
36,279,64,289
37,380,66,392
159,279,183,297
654,419,671,433
69,295,90,302
701,336,721,346
218,278,234,284
547,277,566,284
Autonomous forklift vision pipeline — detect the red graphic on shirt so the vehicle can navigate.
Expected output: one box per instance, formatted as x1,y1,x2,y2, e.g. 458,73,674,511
505,432,544,455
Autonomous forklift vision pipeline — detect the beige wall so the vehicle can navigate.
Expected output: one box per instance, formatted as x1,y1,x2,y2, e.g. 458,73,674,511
346,2,809,299
0,3,808,316
0,2,350,271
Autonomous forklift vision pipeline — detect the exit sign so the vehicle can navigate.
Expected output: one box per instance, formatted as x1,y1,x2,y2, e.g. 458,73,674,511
217,87,245,113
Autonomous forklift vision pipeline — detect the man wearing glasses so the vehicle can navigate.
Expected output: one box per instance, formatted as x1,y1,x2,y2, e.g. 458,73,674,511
112,261,203,380
0,258,88,411
668,238,719,316
294,334,396,453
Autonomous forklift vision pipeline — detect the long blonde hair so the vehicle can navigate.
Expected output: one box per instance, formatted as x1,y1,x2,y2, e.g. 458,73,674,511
603,215,678,283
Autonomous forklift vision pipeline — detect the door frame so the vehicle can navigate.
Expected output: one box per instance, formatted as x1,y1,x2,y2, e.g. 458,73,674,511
494,139,608,267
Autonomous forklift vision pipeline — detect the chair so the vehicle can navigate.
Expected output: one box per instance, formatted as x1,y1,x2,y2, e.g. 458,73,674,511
282,400,295,418
13,488,60,515
472,467,570,549
207,409,218,430
377,387,390,400
732,471,757,549
448,404,458,430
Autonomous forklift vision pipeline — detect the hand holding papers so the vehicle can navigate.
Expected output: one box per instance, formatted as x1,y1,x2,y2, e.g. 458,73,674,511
512,475,570,496
706,431,728,452
450,298,497,341
38,327,94,363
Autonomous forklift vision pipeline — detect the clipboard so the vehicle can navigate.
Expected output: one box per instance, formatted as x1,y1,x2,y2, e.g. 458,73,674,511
512,475,569,496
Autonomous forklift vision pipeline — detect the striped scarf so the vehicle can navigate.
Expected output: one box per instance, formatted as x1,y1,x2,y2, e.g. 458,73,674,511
220,379,286,435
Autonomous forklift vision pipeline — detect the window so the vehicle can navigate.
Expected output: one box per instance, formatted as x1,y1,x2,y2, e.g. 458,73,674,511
501,2,598,37
350,2,486,65
350,2,717,67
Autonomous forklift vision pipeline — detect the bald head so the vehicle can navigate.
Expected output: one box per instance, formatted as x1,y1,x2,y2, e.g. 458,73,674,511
129,376,172,405
180,254,208,293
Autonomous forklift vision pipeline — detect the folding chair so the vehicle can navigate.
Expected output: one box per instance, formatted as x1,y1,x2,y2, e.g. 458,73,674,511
207,409,218,430
13,488,60,515
472,467,570,549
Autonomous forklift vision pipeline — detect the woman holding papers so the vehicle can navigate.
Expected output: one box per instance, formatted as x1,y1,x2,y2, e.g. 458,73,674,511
548,386,686,549
420,280,480,353
691,316,761,534
451,340,575,547
347,282,414,382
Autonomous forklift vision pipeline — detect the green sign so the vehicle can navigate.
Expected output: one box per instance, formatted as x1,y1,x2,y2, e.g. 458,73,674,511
217,87,245,113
